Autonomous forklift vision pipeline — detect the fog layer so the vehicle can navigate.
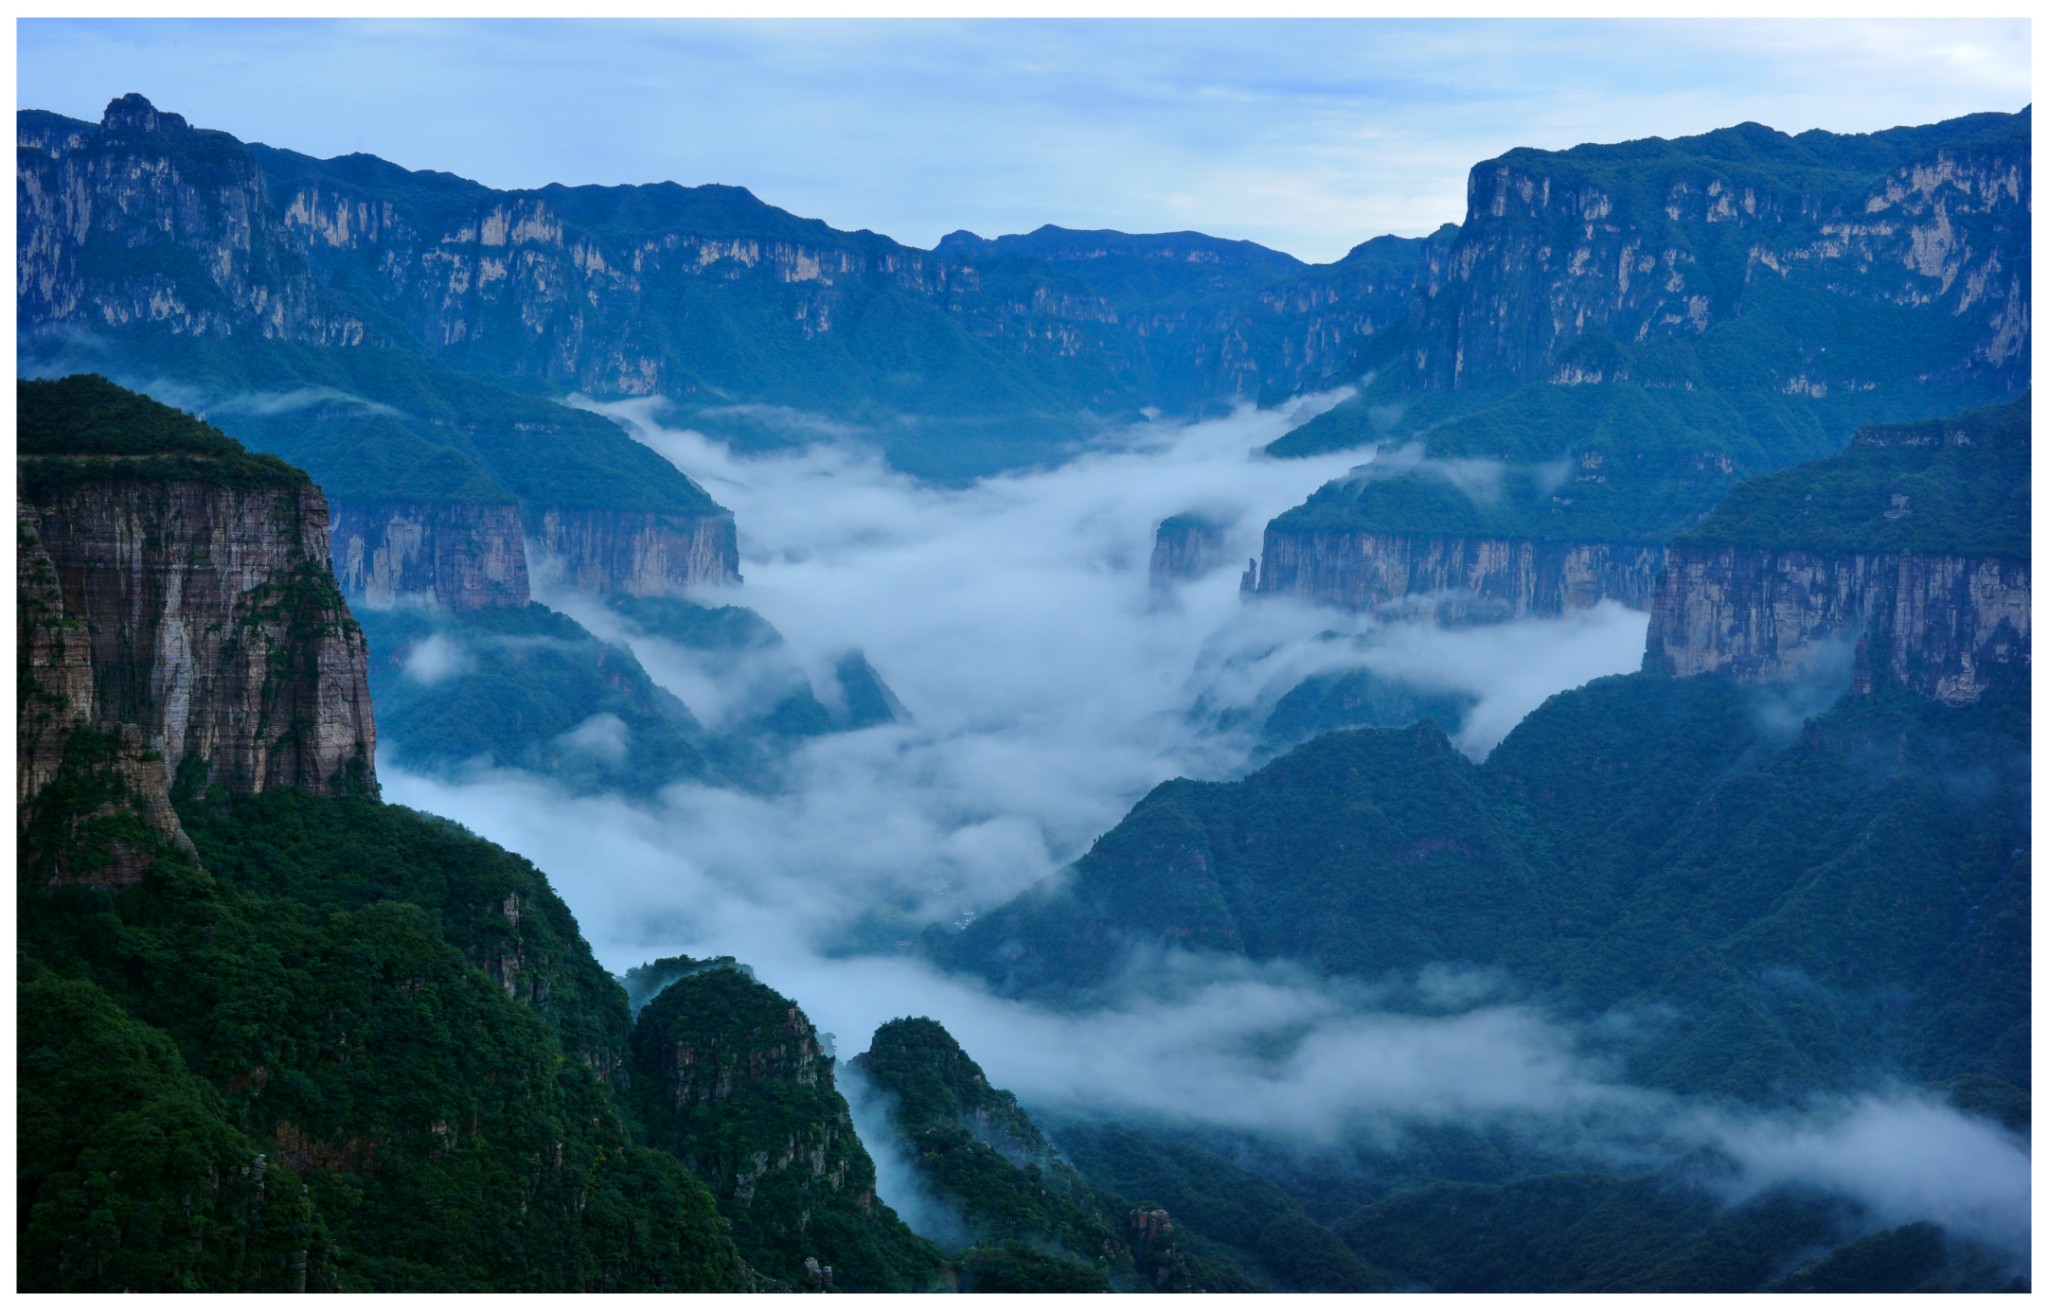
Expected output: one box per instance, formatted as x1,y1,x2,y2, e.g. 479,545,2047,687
378,395,2022,1261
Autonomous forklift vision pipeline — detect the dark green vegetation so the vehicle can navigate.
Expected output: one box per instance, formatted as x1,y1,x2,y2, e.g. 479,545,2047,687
17,373,306,498
944,660,2028,1292
1048,1120,1384,1292
19,331,722,514
1254,664,1475,760
932,673,2029,1101
361,595,900,796
849,1018,1131,1291
1339,1175,2020,1293
626,964,946,1292
1265,362,1999,547
1051,1113,2024,1294
1674,393,2031,557
19,772,748,1292
605,594,904,737
847,1017,1274,1292
357,603,740,795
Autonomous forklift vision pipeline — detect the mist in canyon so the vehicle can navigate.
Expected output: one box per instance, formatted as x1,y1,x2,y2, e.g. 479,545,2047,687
376,395,2027,1265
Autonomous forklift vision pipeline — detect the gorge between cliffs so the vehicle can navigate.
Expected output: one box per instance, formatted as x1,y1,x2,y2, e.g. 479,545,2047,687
16,57,2029,1291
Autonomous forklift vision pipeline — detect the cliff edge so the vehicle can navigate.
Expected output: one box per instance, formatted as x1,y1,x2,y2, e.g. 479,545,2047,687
18,374,376,879
1645,395,2030,703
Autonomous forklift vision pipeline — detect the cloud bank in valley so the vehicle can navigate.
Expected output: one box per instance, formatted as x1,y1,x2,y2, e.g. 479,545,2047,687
378,394,2023,1262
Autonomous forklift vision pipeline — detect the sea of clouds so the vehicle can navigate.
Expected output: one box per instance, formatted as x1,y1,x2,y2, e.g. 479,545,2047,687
377,392,2025,1264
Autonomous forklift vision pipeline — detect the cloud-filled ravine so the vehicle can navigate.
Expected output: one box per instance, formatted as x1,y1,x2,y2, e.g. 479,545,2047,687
376,395,2026,1264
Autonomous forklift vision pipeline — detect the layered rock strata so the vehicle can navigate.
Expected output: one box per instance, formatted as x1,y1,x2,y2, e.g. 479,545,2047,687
16,93,362,343
1645,549,2029,704
1397,116,2030,391
1149,514,1231,591
330,500,531,610
531,506,742,595
20,475,376,799
1255,528,1663,620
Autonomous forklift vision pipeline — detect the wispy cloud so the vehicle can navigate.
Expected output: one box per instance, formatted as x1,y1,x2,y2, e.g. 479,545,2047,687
376,387,2023,1266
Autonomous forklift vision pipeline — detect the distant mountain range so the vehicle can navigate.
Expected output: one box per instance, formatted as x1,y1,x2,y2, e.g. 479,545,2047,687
16,94,2031,1294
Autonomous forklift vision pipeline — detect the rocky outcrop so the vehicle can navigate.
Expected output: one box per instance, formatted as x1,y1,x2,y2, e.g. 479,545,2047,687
531,506,741,595
1644,548,2029,704
629,963,941,1291
17,507,196,883
16,95,363,342
1645,395,2030,704
330,500,530,610
1254,527,1663,619
20,475,376,800
1149,514,1231,591
1128,1209,1207,1294
1395,114,2030,391
15,96,1426,422
17,376,376,885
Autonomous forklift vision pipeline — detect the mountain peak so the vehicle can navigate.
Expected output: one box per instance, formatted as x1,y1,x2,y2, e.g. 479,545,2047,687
102,92,185,134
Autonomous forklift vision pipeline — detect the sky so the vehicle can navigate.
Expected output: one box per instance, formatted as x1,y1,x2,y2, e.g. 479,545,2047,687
14,17,2032,263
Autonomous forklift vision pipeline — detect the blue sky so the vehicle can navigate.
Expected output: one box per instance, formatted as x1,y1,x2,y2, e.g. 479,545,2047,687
16,18,2031,263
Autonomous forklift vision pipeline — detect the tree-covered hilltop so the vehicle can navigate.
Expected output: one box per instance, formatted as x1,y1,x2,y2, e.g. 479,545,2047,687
14,378,884,1293
1336,1173,2023,1293
1671,393,2031,557
929,673,2029,1104
1039,1117,1385,1293
928,667,2028,1293
361,594,904,797
18,373,308,496
19,332,724,514
850,1016,1310,1292
357,602,739,796
19,776,749,1292
625,964,947,1292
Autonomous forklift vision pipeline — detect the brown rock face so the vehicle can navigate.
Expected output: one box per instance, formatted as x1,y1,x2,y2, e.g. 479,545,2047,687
1148,516,1231,592
1404,129,2029,391
1255,527,1663,620
1645,546,2029,704
16,94,362,343
531,506,741,595
330,500,531,610
18,475,377,806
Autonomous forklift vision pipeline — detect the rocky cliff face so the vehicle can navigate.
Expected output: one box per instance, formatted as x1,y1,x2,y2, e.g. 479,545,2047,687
330,499,531,610
1645,396,2030,704
264,163,1413,412
530,506,742,594
19,98,749,612
1395,114,2030,391
17,96,362,343
1255,526,1663,619
17,377,377,884
1149,514,1232,591
16,95,1421,429
20,476,376,800
1645,548,2028,704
